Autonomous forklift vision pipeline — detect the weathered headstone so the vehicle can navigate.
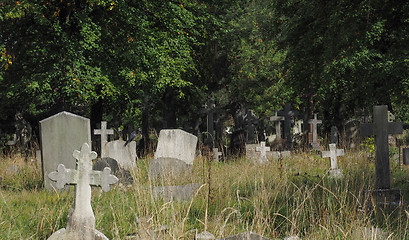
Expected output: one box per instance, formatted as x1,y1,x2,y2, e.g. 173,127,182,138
256,141,270,163
293,120,303,135
271,151,291,160
221,231,271,240
213,148,222,162
47,143,118,240
93,157,133,185
105,139,137,170
277,103,298,145
322,143,344,178
40,111,91,190
150,129,198,180
360,105,403,189
330,126,339,145
94,121,114,158
270,111,284,140
308,113,322,150
196,231,216,240
152,183,201,201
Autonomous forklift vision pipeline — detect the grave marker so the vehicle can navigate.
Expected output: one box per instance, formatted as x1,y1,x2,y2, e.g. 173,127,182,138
277,103,298,145
322,143,344,177
213,148,222,162
256,141,270,163
360,105,403,189
203,100,216,148
308,113,322,150
47,143,118,240
94,121,114,158
269,111,284,140
105,139,137,170
40,111,91,191
330,126,339,145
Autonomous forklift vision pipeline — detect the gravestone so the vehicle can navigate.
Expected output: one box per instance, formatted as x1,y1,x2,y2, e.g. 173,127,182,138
221,231,271,240
94,121,114,158
196,231,216,240
308,113,322,150
271,151,291,160
293,120,303,135
213,148,222,162
47,143,118,240
270,111,284,140
244,110,258,143
152,183,201,201
105,139,137,170
256,141,270,163
330,126,339,145
93,157,133,185
277,103,298,145
322,143,344,178
40,111,91,190
403,148,409,165
360,105,403,189
203,100,218,148
150,129,198,180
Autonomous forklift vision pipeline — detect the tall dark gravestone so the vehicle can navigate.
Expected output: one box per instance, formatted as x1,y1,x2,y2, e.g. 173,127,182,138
277,103,298,145
360,105,403,189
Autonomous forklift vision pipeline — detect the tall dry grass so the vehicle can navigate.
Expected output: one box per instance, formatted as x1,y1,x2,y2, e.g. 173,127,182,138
1,144,409,239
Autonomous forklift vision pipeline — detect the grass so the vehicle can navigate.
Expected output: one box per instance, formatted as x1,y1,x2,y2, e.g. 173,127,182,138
1,145,409,239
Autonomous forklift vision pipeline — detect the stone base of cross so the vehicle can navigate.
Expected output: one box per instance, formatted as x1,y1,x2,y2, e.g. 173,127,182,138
328,169,343,178
47,143,118,240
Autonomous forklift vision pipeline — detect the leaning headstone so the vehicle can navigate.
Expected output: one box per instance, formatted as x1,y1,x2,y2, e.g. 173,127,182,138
221,231,271,240
152,183,201,201
196,231,216,240
105,139,137,170
150,129,198,180
93,157,133,185
322,144,344,178
270,111,284,140
360,105,403,189
94,121,114,158
40,111,91,191
277,103,298,145
256,141,270,163
308,114,322,150
403,148,409,165
47,143,118,240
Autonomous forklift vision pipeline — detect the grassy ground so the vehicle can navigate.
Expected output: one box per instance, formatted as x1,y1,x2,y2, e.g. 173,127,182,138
1,146,409,239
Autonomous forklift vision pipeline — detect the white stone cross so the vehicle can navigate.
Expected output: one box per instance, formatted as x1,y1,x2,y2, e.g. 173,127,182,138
256,141,270,163
322,143,344,170
213,148,222,162
94,121,114,158
48,143,118,240
308,113,322,149
270,111,284,140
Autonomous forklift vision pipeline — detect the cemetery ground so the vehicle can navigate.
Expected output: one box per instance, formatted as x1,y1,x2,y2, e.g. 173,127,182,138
2,145,409,239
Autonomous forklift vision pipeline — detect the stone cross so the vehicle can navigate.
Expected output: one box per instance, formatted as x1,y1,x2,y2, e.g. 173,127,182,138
48,143,118,240
270,111,284,140
213,148,222,162
277,103,298,145
203,100,217,148
308,113,322,149
256,141,270,163
94,121,114,158
322,143,344,170
360,105,402,189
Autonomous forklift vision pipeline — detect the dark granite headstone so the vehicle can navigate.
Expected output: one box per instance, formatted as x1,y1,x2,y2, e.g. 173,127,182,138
277,103,298,145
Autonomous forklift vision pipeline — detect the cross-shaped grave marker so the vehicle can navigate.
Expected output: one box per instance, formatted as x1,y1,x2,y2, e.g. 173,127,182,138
308,113,322,150
270,111,284,140
48,143,118,240
213,148,222,162
322,143,344,177
94,121,114,158
360,105,402,189
277,103,298,145
256,141,270,163
203,100,219,148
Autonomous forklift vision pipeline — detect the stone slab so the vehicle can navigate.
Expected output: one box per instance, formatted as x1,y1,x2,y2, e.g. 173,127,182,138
154,129,198,165
105,139,137,170
149,157,193,181
220,231,271,240
40,111,91,191
152,183,201,201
